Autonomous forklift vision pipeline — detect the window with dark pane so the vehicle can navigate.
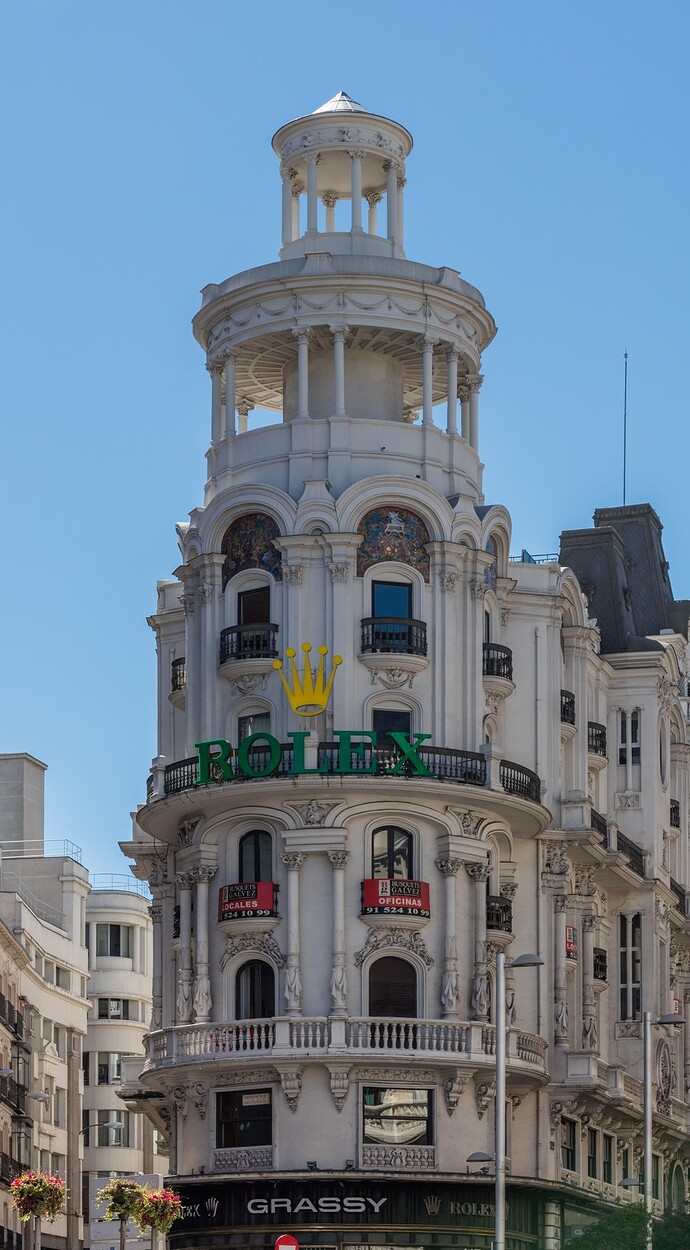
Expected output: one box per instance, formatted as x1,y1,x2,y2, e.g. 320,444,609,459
235,960,275,1019
216,1089,272,1148
239,831,272,883
369,956,416,1018
372,826,413,879
372,709,411,752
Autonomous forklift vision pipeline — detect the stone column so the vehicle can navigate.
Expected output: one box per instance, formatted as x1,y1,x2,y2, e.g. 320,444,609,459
554,894,569,1044
445,345,458,435
148,905,163,1030
330,325,348,417
466,862,491,1021
282,852,306,1016
397,174,406,249
322,193,337,232
436,858,463,1018
192,865,217,1023
293,328,310,419
224,348,238,438
582,913,598,1050
175,873,194,1023
206,356,224,445
349,150,363,232
328,851,350,1016
366,191,382,234
281,171,293,246
291,181,303,238
459,382,470,441
305,153,319,233
467,372,483,450
421,336,438,426
237,398,254,435
384,161,398,244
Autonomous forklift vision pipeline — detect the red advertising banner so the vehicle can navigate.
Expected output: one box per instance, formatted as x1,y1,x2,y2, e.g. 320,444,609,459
566,925,578,958
362,878,430,918
218,881,276,921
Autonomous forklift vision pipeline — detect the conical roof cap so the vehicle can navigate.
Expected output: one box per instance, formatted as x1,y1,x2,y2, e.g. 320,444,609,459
312,91,368,114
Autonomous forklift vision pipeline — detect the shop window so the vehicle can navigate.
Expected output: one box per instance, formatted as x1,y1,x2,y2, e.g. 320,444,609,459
96,924,132,958
235,960,275,1020
216,1088,272,1149
368,956,416,1018
239,831,272,883
363,1088,432,1145
372,826,413,879
561,1117,577,1171
619,913,642,1020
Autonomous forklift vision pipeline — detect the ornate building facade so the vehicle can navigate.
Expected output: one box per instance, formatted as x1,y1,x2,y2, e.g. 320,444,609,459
121,93,690,1249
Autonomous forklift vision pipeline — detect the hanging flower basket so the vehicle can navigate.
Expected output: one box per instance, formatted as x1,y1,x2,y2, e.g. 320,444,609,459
97,1179,146,1224
134,1189,182,1234
11,1172,66,1223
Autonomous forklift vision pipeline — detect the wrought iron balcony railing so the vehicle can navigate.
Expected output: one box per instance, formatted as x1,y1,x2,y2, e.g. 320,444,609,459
482,643,513,681
360,617,427,657
219,623,279,664
486,895,512,932
560,690,576,725
670,799,681,829
587,722,607,756
593,948,608,981
170,657,186,692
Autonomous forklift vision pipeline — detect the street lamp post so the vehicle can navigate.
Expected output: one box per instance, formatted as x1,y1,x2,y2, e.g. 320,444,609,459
495,951,543,1250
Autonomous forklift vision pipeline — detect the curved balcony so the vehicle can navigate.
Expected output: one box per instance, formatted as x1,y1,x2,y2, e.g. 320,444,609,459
169,657,186,709
219,623,279,665
360,617,427,657
486,895,512,933
670,799,681,829
143,1016,549,1082
560,690,576,725
587,721,607,758
482,643,513,681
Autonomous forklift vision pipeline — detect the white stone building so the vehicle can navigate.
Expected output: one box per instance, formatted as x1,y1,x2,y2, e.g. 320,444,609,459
83,880,166,1243
122,93,690,1249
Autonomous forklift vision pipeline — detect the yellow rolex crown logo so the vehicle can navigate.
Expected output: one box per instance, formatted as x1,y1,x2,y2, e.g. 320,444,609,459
273,642,342,716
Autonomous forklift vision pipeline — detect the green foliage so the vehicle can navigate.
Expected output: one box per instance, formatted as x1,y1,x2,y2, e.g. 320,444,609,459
572,1203,647,1250
97,1179,146,1223
653,1210,690,1249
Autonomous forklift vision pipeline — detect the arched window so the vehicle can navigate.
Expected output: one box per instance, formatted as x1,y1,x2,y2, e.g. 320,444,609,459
239,831,272,883
368,956,416,1018
372,826,413,879
235,960,275,1019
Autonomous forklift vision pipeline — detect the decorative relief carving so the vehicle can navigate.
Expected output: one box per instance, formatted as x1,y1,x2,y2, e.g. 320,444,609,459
221,931,286,971
371,667,417,690
178,820,200,847
285,567,303,586
443,1073,467,1116
328,851,351,870
657,675,676,714
439,571,459,592
278,1068,303,1113
470,581,488,601
459,810,483,838
616,792,641,809
436,858,463,878
213,1145,273,1172
465,862,491,883
354,927,434,968
575,866,596,896
543,843,569,876
327,1065,351,1112
475,1080,495,1120
329,562,350,583
228,672,269,695
281,852,307,872
212,1066,278,1088
288,799,340,827
361,1144,435,1170
500,882,518,900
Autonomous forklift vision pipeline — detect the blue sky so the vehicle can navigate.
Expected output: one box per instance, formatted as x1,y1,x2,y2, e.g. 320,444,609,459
1,1,688,873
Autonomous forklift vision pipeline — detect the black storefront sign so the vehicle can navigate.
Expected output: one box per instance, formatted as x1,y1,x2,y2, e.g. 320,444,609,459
169,1178,538,1246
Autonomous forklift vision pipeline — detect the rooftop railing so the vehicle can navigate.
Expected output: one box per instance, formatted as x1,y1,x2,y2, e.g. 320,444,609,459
89,875,151,898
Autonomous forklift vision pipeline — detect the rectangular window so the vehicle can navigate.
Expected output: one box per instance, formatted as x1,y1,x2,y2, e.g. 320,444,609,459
238,713,272,743
603,1134,613,1184
238,587,270,626
561,1118,576,1171
82,1051,90,1087
372,581,412,619
55,966,70,991
96,925,132,958
372,709,412,753
652,1155,660,1201
618,709,641,766
619,914,642,1020
97,999,130,1020
622,1147,630,1183
97,1053,123,1086
587,1128,598,1179
216,1089,272,1149
363,1087,432,1146
98,1110,128,1148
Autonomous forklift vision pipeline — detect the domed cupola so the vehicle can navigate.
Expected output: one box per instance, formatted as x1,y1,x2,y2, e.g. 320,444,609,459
272,90,413,261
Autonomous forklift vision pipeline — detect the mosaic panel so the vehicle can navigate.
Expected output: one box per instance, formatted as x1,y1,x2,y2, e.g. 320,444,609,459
357,508,431,581
221,512,283,589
